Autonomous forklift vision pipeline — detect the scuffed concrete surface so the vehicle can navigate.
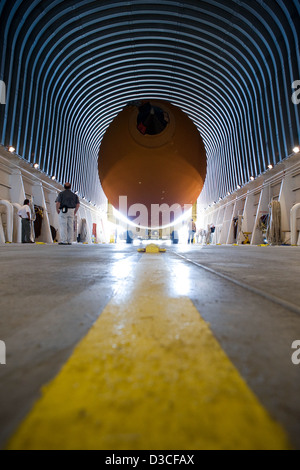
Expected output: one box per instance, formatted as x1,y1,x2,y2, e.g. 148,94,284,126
0,243,299,449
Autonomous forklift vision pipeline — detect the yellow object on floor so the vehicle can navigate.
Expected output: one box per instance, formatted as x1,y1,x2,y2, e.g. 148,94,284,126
6,255,291,450
138,243,166,253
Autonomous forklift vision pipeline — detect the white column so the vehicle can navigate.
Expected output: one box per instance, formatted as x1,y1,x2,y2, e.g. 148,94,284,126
32,183,53,243
279,174,294,244
10,170,26,204
0,200,13,242
0,214,5,243
219,201,234,244
11,203,22,243
251,185,269,245
48,190,60,242
77,205,92,244
290,203,300,246
226,197,237,245
240,191,256,244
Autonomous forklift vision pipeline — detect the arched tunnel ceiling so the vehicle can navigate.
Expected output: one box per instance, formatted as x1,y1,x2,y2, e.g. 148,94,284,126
0,0,299,206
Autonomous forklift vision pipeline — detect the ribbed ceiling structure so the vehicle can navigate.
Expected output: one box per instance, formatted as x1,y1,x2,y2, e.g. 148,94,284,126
0,0,299,207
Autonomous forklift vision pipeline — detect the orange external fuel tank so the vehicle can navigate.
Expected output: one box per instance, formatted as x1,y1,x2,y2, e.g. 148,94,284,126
98,99,206,226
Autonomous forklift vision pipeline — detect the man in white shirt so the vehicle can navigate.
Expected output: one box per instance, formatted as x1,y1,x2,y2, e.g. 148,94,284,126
18,199,33,243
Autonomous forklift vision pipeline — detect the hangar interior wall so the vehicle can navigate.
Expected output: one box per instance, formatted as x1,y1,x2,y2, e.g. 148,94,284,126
199,153,300,246
0,146,108,244
1,144,300,247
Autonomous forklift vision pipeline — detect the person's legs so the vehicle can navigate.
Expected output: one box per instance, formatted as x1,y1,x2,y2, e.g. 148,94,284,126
59,212,68,244
21,219,31,243
24,219,31,242
66,210,75,244
21,219,26,243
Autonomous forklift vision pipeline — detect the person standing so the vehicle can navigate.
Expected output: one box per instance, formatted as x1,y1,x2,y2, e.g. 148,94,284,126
18,199,33,243
188,218,196,244
55,182,80,245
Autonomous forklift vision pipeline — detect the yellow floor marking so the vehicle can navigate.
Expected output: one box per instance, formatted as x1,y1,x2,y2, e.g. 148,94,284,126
7,255,291,450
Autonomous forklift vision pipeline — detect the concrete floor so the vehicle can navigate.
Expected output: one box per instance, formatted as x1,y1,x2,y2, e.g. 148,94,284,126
0,243,299,449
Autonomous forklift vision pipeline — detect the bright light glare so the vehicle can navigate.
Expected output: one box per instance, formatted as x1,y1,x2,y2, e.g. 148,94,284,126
142,239,153,245
293,146,300,154
111,258,134,281
178,226,188,244
171,263,191,296
112,205,193,230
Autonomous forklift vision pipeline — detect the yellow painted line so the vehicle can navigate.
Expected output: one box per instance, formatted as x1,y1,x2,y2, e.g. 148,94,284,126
7,254,291,450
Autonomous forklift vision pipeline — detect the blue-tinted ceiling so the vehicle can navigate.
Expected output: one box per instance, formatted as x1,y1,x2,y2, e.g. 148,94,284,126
0,0,299,205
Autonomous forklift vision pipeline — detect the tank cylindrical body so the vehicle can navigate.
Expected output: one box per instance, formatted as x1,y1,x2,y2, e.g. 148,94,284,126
98,100,206,227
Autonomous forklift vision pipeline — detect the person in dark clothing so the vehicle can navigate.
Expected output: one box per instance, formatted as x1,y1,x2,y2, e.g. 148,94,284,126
55,182,80,245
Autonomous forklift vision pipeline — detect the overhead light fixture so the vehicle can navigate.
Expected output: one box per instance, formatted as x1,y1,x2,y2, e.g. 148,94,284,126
250,176,255,181
51,176,56,180
268,164,273,169
293,146,300,154
8,146,15,153
33,163,39,169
